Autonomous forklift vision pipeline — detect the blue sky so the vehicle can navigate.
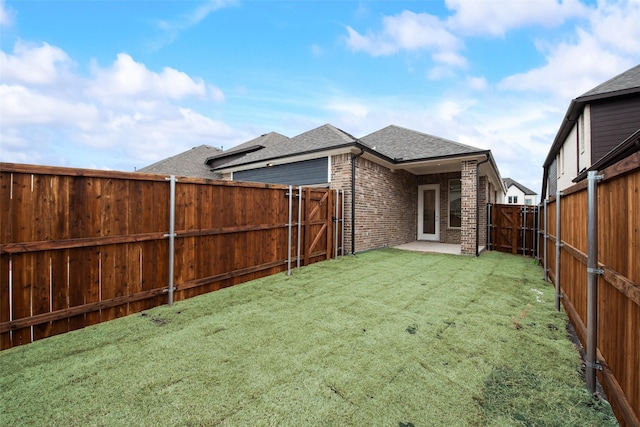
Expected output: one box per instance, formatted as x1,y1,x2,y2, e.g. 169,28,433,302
1,0,639,194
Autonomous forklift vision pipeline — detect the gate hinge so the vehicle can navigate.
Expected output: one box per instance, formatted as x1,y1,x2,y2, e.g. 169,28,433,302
587,267,604,275
585,360,603,371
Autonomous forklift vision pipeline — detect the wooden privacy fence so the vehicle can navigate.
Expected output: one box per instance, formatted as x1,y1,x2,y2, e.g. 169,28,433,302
487,204,539,257
538,154,640,427
0,163,344,350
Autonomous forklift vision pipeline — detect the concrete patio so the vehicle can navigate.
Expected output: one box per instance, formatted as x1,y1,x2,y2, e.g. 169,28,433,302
394,241,462,255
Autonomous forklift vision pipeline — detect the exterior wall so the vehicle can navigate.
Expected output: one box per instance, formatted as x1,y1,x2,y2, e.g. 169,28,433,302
330,154,353,252
578,105,592,176
221,172,232,180
461,160,478,255
505,185,536,205
330,154,417,253
505,186,526,205
417,172,462,244
233,157,328,186
556,123,579,192
478,176,488,250
590,96,640,163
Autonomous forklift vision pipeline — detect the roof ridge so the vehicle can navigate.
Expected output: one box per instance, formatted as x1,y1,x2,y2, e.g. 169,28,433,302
323,123,358,143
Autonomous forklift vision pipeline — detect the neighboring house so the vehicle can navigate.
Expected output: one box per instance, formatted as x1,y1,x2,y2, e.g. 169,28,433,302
206,123,505,256
503,178,537,205
138,144,223,179
541,64,640,200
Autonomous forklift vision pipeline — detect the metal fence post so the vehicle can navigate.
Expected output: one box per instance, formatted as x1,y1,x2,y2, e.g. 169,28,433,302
555,191,562,311
487,204,491,250
297,186,302,269
334,189,339,259
341,190,345,256
165,175,177,306
287,185,292,276
543,199,548,282
522,207,527,256
586,171,603,393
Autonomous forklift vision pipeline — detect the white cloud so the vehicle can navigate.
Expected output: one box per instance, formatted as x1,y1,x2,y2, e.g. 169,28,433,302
346,11,460,56
0,41,244,171
446,0,588,36
498,0,640,99
0,0,13,26
0,41,73,85
151,0,238,49
89,53,224,102
467,76,487,91
0,84,98,126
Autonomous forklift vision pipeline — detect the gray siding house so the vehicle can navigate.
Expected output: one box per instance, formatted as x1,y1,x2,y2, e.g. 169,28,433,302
542,64,640,200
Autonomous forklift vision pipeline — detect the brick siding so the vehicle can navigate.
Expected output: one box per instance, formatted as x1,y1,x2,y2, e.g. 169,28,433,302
331,154,416,253
461,160,478,255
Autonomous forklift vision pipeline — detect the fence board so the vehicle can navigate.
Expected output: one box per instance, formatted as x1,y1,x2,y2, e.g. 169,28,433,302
0,163,342,349
488,204,538,256
540,157,640,427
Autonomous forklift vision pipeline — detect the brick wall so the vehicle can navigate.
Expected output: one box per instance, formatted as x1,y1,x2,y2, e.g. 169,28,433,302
331,154,417,253
461,160,478,255
417,172,462,244
478,176,488,250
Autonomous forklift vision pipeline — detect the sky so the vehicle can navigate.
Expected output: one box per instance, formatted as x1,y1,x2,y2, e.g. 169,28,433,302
1,0,640,195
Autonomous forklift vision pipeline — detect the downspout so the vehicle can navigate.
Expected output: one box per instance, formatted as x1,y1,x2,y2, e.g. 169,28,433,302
351,148,365,254
476,155,490,257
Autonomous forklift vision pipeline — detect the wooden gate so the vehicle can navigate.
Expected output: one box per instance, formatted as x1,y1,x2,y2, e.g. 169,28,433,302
488,204,538,256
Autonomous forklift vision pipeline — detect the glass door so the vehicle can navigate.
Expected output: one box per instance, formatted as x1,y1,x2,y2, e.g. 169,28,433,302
418,184,440,241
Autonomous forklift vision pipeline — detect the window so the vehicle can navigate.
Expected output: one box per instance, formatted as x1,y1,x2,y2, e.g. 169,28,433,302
449,179,461,228
508,196,518,204
525,199,532,205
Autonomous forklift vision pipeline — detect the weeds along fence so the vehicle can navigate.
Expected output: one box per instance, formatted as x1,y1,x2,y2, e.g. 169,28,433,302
0,163,344,350
538,154,640,427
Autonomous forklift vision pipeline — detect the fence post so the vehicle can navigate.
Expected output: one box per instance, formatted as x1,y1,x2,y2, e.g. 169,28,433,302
334,189,339,259
555,191,562,311
297,186,302,269
543,199,548,282
165,175,177,306
487,204,491,250
287,185,292,276
522,207,527,256
586,171,603,393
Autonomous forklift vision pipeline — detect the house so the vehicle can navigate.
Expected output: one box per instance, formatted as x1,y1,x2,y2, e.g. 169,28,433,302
138,144,223,179
503,178,537,205
541,64,640,200
206,124,505,256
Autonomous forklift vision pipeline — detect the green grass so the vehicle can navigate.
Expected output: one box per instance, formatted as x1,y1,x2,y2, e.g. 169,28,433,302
0,249,617,426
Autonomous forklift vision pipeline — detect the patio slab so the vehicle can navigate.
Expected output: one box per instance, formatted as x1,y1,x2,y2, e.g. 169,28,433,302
394,241,462,254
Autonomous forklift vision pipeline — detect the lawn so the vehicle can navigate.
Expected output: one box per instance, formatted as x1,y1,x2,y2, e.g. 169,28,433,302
0,249,617,426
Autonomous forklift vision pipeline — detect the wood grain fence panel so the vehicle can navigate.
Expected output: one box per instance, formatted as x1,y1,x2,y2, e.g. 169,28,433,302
0,163,341,350
0,254,9,349
0,172,11,348
541,163,639,426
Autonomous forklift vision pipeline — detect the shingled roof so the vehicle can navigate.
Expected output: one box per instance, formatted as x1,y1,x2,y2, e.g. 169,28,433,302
210,124,357,168
138,144,222,179
503,178,537,195
544,64,640,170
579,64,640,99
360,125,485,161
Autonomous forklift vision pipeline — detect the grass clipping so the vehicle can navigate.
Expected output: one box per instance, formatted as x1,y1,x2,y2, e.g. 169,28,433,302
0,250,618,426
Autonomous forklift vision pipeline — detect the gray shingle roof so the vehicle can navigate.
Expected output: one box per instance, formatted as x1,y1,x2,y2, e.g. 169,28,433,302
503,178,537,195
220,132,289,155
138,144,222,179
214,124,357,168
359,125,485,161
579,64,640,98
